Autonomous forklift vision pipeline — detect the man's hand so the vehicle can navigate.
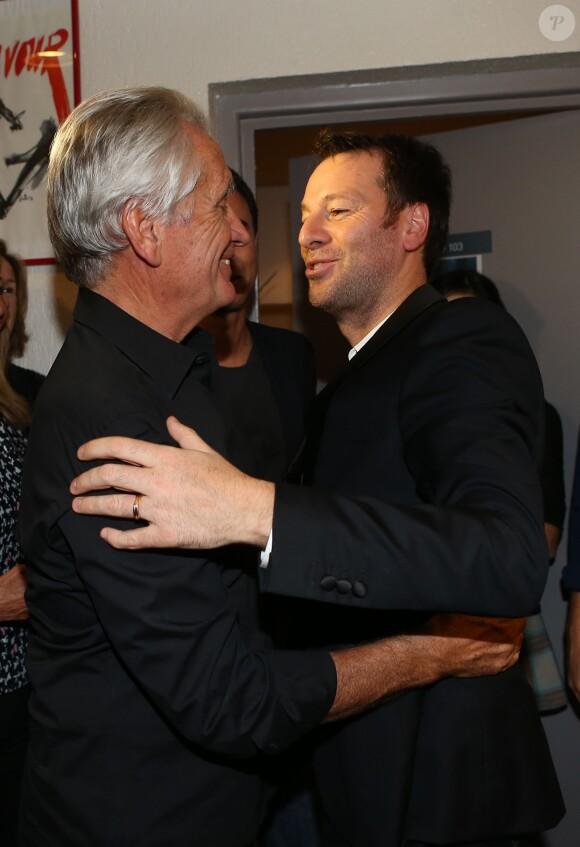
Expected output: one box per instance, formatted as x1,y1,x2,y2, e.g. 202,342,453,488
0,564,28,621
326,613,524,721
70,416,274,550
325,614,526,721
566,590,580,702
421,612,525,678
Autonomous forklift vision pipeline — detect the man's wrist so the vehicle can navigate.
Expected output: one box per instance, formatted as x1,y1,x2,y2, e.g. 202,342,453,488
325,635,439,722
243,478,275,548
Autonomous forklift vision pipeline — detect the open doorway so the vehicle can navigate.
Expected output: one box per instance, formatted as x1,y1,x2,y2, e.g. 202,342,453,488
210,52,580,328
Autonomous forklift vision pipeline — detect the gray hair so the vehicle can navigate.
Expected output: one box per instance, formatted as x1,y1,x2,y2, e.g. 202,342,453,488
47,86,208,288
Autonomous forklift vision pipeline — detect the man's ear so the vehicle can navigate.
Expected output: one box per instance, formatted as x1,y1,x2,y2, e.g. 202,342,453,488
121,201,163,268
401,203,429,253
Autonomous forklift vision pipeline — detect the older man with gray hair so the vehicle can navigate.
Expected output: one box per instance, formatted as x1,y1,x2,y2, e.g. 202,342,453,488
19,87,521,847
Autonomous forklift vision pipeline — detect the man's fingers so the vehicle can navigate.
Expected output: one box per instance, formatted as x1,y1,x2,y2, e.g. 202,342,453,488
428,613,526,644
475,616,526,645
72,492,138,519
77,435,153,465
166,416,214,453
71,463,145,496
100,525,155,550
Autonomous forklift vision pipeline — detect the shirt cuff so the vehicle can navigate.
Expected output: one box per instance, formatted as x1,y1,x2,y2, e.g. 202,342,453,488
259,530,273,568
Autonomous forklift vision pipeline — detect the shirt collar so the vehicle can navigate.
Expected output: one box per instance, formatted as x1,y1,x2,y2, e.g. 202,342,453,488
348,312,393,361
73,287,214,399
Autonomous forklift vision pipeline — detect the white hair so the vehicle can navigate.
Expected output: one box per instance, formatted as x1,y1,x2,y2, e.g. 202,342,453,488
47,86,208,288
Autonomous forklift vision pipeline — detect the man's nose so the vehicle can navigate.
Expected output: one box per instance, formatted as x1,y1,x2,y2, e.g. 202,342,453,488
298,214,327,249
227,206,249,247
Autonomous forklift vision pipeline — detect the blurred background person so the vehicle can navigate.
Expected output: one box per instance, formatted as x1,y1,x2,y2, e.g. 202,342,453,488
431,268,567,713
0,240,43,846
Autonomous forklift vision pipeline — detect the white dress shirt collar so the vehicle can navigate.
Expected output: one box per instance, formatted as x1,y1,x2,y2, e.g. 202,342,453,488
348,312,393,361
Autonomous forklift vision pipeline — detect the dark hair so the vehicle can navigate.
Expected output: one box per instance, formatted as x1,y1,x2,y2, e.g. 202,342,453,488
313,129,452,275
0,239,28,359
430,269,504,307
229,168,258,234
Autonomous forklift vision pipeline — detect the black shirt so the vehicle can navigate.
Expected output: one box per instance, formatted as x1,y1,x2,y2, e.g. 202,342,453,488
19,287,335,847
211,345,287,482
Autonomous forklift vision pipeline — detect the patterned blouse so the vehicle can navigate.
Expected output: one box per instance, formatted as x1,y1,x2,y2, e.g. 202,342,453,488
0,414,28,695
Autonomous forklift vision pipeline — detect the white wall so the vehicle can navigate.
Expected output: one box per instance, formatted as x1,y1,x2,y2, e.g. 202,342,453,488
77,0,578,112
2,0,577,372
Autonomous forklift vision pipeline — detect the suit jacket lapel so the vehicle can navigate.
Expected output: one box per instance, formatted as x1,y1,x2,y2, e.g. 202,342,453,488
290,284,443,485
345,283,443,380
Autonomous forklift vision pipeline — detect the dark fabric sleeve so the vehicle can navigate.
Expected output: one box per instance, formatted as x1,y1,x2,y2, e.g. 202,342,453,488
260,307,548,618
57,410,336,759
564,432,580,591
6,363,45,407
540,401,566,528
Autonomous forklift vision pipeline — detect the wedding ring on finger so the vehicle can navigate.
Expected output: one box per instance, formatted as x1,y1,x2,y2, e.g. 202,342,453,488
132,494,142,522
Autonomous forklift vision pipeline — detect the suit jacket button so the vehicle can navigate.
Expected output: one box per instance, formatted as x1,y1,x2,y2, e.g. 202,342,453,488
193,353,209,366
320,576,336,591
352,581,367,598
336,579,352,594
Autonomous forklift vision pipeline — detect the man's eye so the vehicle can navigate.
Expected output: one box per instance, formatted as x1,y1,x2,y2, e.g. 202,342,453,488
329,208,348,217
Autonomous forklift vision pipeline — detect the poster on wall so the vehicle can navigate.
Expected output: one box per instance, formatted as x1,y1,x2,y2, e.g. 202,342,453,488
0,0,80,265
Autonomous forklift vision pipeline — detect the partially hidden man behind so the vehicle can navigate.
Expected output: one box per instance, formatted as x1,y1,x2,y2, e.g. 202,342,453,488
200,168,316,482
199,170,322,845
17,88,518,847
71,129,565,846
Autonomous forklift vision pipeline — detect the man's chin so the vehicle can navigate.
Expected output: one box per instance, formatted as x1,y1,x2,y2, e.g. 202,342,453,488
308,285,330,314
215,303,242,316
215,284,254,315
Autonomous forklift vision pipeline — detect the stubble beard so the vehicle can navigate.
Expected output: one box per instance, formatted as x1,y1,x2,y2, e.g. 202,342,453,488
308,260,394,332
307,218,399,329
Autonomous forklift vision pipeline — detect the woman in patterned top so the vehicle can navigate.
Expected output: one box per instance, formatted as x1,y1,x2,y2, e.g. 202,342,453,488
0,241,43,847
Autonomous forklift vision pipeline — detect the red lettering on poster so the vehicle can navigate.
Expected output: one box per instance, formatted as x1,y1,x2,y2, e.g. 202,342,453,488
1,28,71,122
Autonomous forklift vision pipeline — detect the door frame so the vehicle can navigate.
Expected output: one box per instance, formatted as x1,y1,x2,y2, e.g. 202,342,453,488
209,52,580,193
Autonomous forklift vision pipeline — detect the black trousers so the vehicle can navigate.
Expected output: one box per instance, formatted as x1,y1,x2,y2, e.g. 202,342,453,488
407,840,519,847
0,684,30,847
322,828,518,847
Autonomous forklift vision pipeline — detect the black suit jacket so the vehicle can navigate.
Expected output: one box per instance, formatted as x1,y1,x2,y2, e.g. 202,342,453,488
248,320,316,470
260,285,564,844
19,289,335,847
